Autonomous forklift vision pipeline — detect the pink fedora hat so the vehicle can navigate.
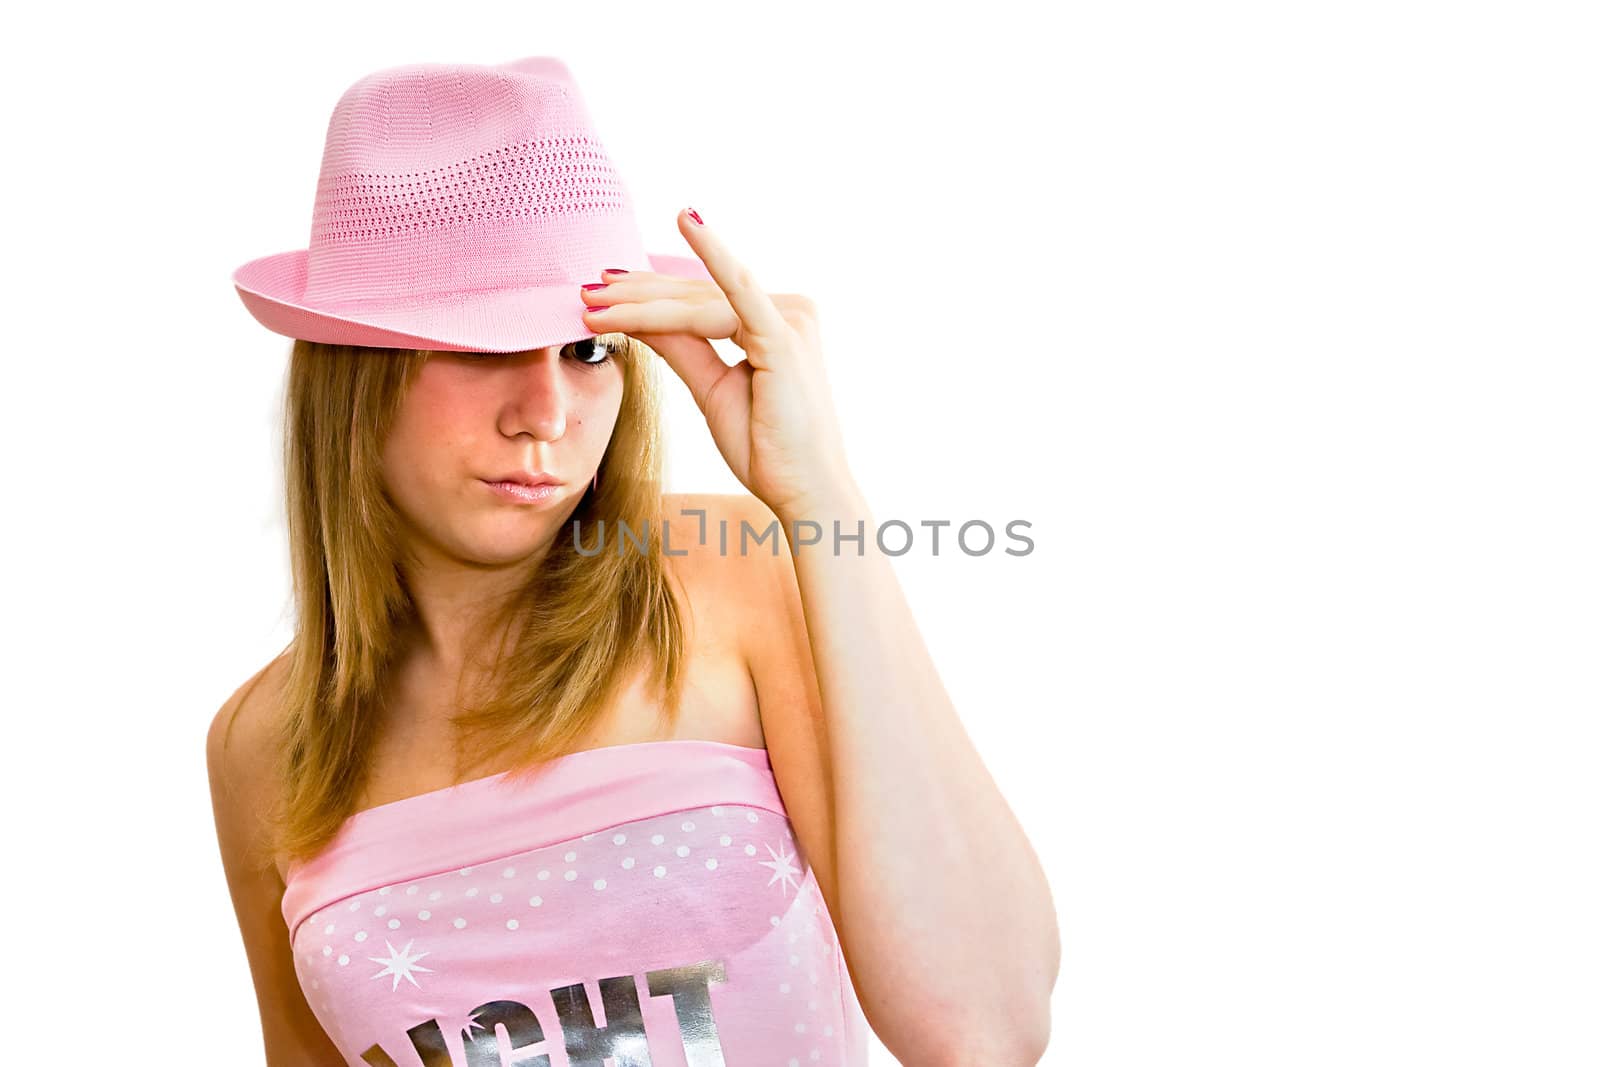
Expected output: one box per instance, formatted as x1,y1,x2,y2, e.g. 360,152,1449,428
231,55,711,353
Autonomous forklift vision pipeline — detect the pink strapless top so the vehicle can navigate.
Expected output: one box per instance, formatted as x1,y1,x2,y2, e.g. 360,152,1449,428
282,739,869,1066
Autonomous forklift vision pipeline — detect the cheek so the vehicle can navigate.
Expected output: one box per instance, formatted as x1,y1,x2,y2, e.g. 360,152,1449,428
583,371,625,435
382,383,482,499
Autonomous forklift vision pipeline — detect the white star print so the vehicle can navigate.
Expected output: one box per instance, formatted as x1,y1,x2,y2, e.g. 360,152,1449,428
368,938,434,991
759,841,803,898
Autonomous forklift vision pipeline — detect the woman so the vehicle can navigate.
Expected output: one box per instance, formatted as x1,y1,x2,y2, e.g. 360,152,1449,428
208,56,1059,1066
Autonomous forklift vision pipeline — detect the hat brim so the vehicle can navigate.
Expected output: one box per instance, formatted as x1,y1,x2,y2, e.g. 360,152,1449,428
232,249,715,353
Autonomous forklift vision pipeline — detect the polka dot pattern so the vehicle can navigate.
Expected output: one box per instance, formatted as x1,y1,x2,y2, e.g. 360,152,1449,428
289,801,863,1064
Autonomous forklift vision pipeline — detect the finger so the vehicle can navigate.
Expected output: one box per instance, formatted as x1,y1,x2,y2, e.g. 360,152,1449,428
580,277,719,321
589,280,807,335
630,330,737,413
675,207,790,364
598,272,807,317
585,273,718,305
582,298,735,340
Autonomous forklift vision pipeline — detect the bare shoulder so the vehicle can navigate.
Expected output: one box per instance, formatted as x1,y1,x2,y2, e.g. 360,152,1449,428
206,650,347,1061
659,491,795,631
206,650,291,876
661,489,789,574
661,488,783,549
664,491,813,708
665,492,841,921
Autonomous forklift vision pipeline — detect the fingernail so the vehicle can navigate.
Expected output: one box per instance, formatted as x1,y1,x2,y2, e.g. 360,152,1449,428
581,283,608,292
602,268,629,276
584,304,607,313
686,206,704,226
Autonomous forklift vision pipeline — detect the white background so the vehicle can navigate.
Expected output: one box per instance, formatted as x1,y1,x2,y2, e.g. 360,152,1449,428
3,1,1595,1064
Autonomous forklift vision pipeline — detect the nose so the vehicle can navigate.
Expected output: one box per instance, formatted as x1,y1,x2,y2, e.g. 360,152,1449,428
502,346,572,442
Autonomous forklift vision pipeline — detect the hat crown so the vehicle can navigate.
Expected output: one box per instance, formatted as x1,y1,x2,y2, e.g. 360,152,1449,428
301,57,649,310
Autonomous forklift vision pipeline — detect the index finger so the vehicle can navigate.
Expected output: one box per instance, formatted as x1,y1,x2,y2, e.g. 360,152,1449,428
674,207,790,364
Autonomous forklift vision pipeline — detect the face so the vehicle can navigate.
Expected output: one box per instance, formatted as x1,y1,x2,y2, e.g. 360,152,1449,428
380,337,623,568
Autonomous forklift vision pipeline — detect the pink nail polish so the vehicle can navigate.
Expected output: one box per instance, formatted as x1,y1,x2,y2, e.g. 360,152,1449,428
687,207,704,226
602,268,629,275
581,283,608,292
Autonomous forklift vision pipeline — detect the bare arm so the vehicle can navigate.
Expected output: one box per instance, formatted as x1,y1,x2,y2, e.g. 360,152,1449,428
206,659,348,1066
751,487,1061,1066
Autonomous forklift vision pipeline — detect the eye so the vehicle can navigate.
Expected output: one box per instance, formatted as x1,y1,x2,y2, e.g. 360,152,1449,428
450,341,615,366
565,338,616,368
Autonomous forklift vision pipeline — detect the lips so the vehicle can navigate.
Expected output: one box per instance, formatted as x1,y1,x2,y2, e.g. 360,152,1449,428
486,471,561,488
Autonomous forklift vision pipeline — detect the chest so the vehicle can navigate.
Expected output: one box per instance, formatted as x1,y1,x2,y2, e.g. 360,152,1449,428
272,611,762,885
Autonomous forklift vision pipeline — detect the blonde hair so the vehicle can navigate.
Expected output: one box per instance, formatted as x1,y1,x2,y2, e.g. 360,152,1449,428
256,333,689,868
